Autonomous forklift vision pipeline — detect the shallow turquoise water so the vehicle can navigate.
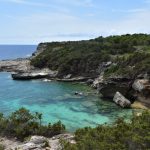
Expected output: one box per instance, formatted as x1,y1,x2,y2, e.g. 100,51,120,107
0,72,133,131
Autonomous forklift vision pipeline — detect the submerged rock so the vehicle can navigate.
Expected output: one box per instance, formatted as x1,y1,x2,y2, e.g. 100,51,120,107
75,91,83,96
132,79,149,92
113,92,131,108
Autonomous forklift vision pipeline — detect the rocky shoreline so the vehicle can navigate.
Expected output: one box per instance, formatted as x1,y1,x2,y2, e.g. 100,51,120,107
0,134,75,150
0,42,150,109
0,57,150,109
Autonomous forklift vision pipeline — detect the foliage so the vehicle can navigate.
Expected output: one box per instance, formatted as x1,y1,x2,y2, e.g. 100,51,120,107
0,108,65,140
105,51,150,78
62,111,150,150
31,34,150,77
0,145,4,150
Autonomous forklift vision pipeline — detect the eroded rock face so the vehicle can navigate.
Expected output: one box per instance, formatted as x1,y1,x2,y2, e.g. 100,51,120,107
32,43,48,57
132,79,150,107
113,92,131,108
0,59,33,72
132,79,149,92
98,76,133,99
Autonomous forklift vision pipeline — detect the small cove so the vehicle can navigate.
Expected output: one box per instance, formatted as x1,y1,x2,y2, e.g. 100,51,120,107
0,72,133,132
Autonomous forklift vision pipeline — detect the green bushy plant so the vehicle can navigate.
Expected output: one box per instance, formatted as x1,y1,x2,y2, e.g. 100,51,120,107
62,111,150,150
0,108,65,141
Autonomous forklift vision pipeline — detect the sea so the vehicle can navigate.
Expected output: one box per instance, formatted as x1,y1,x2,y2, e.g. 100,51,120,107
0,45,133,131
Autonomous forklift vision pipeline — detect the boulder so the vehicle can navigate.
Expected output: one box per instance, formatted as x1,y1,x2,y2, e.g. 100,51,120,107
132,79,150,107
86,79,94,85
132,79,149,92
17,136,48,150
64,74,72,79
92,74,104,89
113,92,131,108
75,91,83,96
29,136,47,145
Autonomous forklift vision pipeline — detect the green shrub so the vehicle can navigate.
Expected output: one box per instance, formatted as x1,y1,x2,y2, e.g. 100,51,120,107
31,34,150,77
0,145,4,150
62,111,150,150
0,108,65,141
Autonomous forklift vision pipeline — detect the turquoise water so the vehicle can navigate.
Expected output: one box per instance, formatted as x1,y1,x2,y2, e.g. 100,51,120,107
0,72,133,131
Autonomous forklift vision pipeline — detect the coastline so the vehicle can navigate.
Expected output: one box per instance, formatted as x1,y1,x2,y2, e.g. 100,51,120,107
0,46,150,109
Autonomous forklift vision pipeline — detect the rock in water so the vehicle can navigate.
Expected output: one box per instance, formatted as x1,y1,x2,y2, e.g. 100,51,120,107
113,92,131,108
12,72,48,80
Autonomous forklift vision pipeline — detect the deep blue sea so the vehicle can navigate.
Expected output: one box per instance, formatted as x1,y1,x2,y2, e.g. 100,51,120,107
0,45,37,60
0,45,133,131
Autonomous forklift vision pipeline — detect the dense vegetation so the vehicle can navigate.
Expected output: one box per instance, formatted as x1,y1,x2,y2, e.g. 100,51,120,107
62,111,150,150
31,34,150,77
0,108,65,140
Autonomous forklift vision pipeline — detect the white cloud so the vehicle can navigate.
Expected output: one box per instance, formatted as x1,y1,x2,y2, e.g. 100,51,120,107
0,1,150,44
112,8,147,13
144,0,150,3
54,0,95,7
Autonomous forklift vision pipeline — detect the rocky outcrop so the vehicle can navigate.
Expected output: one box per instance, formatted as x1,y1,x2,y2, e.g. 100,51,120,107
132,79,149,92
56,76,93,82
0,134,75,150
18,136,50,150
0,59,33,72
12,72,48,80
113,92,131,108
132,79,150,107
86,79,94,85
32,43,48,57
98,76,133,99
12,69,58,80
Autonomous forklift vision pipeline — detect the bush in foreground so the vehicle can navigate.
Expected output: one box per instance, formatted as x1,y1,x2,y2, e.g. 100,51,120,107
0,108,65,140
62,111,150,150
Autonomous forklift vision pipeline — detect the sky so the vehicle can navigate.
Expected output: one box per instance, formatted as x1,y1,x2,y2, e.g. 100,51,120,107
0,0,150,44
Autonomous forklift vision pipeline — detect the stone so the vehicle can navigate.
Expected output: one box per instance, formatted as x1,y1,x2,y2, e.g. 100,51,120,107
17,136,48,150
86,79,94,85
132,79,149,92
92,74,104,89
75,91,83,96
113,92,131,108
132,79,150,107
64,74,72,79
29,136,47,144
